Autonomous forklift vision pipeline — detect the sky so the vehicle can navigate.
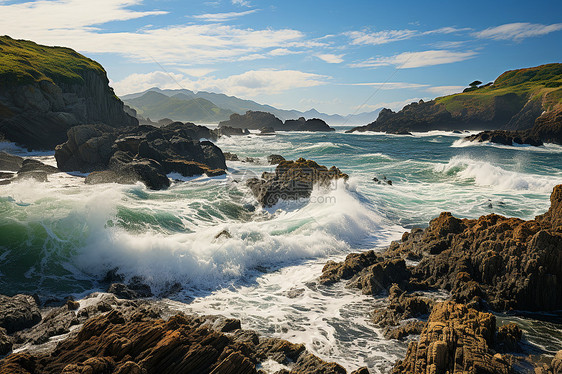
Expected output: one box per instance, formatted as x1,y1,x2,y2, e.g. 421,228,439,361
0,0,561,115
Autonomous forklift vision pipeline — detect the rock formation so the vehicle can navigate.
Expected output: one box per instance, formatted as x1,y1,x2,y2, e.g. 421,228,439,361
0,152,60,185
55,122,226,189
0,293,366,374
322,184,562,312
391,301,512,374
247,158,348,207
0,36,137,150
464,105,562,146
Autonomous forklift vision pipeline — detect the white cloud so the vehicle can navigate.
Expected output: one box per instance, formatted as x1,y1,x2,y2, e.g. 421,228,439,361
473,22,562,41
192,9,257,22
350,50,477,69
346,29,417,45
426,85,465,96
353,98,429,112
346,26,471,46
0,0,306,65
176,68,216,77
112,69,329,97
316,54,344,64
232,0,250,7
422,27,471,35
269,48,301,56
342,82,429,90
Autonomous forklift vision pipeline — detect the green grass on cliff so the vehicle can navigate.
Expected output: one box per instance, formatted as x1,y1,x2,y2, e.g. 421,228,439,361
0,35,106,86
436,63,562,114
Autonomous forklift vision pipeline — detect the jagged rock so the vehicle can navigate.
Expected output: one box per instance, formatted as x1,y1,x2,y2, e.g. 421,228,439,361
391,301,511,374
224,152,240,161
214,126,250,137
283,117,335,132
552,351,562,374
247,158,348,207
0,36,137,150
14,304,79,345
0,306,351,374
267,154,285,165
383,320,426,340
372,284,433,328
107,283,152,300
0,294,41,334
0,328,12,356
259,126,275,134
495,323,522,353
464,130,543,146
0,152,23,171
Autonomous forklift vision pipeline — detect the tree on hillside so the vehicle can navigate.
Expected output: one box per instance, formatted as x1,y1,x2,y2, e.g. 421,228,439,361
469,80,482,87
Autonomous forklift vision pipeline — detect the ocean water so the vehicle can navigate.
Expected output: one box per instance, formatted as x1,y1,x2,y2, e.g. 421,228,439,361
1,128,562,372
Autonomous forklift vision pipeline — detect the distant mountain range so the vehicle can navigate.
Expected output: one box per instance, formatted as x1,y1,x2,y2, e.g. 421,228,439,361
121,87,382,125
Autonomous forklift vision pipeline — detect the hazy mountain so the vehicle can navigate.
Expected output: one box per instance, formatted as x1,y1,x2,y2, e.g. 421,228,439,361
121,87,382,125
125,91,234,123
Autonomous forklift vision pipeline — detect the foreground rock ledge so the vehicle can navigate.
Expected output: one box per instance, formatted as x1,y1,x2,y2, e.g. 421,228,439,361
0,294,368,374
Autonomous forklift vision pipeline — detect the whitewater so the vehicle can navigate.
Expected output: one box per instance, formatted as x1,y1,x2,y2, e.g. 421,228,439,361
1,128,562,372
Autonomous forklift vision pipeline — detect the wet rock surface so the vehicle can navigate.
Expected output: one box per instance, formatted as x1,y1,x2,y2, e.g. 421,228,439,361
320,184,562,373
0,152,60,184
0,294,359,374
55,121,226,189
247,157,348,207
322,184,562,312
0,295,42,335
391,301,512,374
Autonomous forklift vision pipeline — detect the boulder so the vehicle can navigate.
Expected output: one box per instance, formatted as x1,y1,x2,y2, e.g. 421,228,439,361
0,294,41,334
267,154,285,165
0,152,23,171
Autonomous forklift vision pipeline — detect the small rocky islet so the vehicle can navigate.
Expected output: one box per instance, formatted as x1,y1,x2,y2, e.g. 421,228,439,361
1,36,562,374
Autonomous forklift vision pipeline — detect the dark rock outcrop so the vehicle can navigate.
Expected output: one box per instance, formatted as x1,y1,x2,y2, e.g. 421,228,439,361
0,295,41,334
219,111,335,132
464,105,562,146
247,158,348,207
55,122,226,189
267,154,285,165
0,36,137,150
213,126,250,137
0,152,60,184
0,297,353,374
322,184,562,313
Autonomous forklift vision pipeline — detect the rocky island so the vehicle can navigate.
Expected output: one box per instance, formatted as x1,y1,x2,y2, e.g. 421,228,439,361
219,111,335,132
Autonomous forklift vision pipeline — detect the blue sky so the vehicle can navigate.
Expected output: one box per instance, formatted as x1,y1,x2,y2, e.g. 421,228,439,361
1,0,561,115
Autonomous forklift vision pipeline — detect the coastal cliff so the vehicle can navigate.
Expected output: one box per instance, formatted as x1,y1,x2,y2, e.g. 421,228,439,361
348,64,562,134
0,36,137,150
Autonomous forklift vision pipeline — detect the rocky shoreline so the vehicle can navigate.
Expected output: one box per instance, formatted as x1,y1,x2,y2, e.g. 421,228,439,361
320,184,562,373
0,292,368,374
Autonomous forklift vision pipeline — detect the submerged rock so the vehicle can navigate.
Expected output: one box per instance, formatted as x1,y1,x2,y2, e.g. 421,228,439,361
247,158,348,207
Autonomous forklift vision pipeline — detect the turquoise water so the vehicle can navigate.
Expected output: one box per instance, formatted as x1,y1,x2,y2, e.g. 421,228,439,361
1,129,561,372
